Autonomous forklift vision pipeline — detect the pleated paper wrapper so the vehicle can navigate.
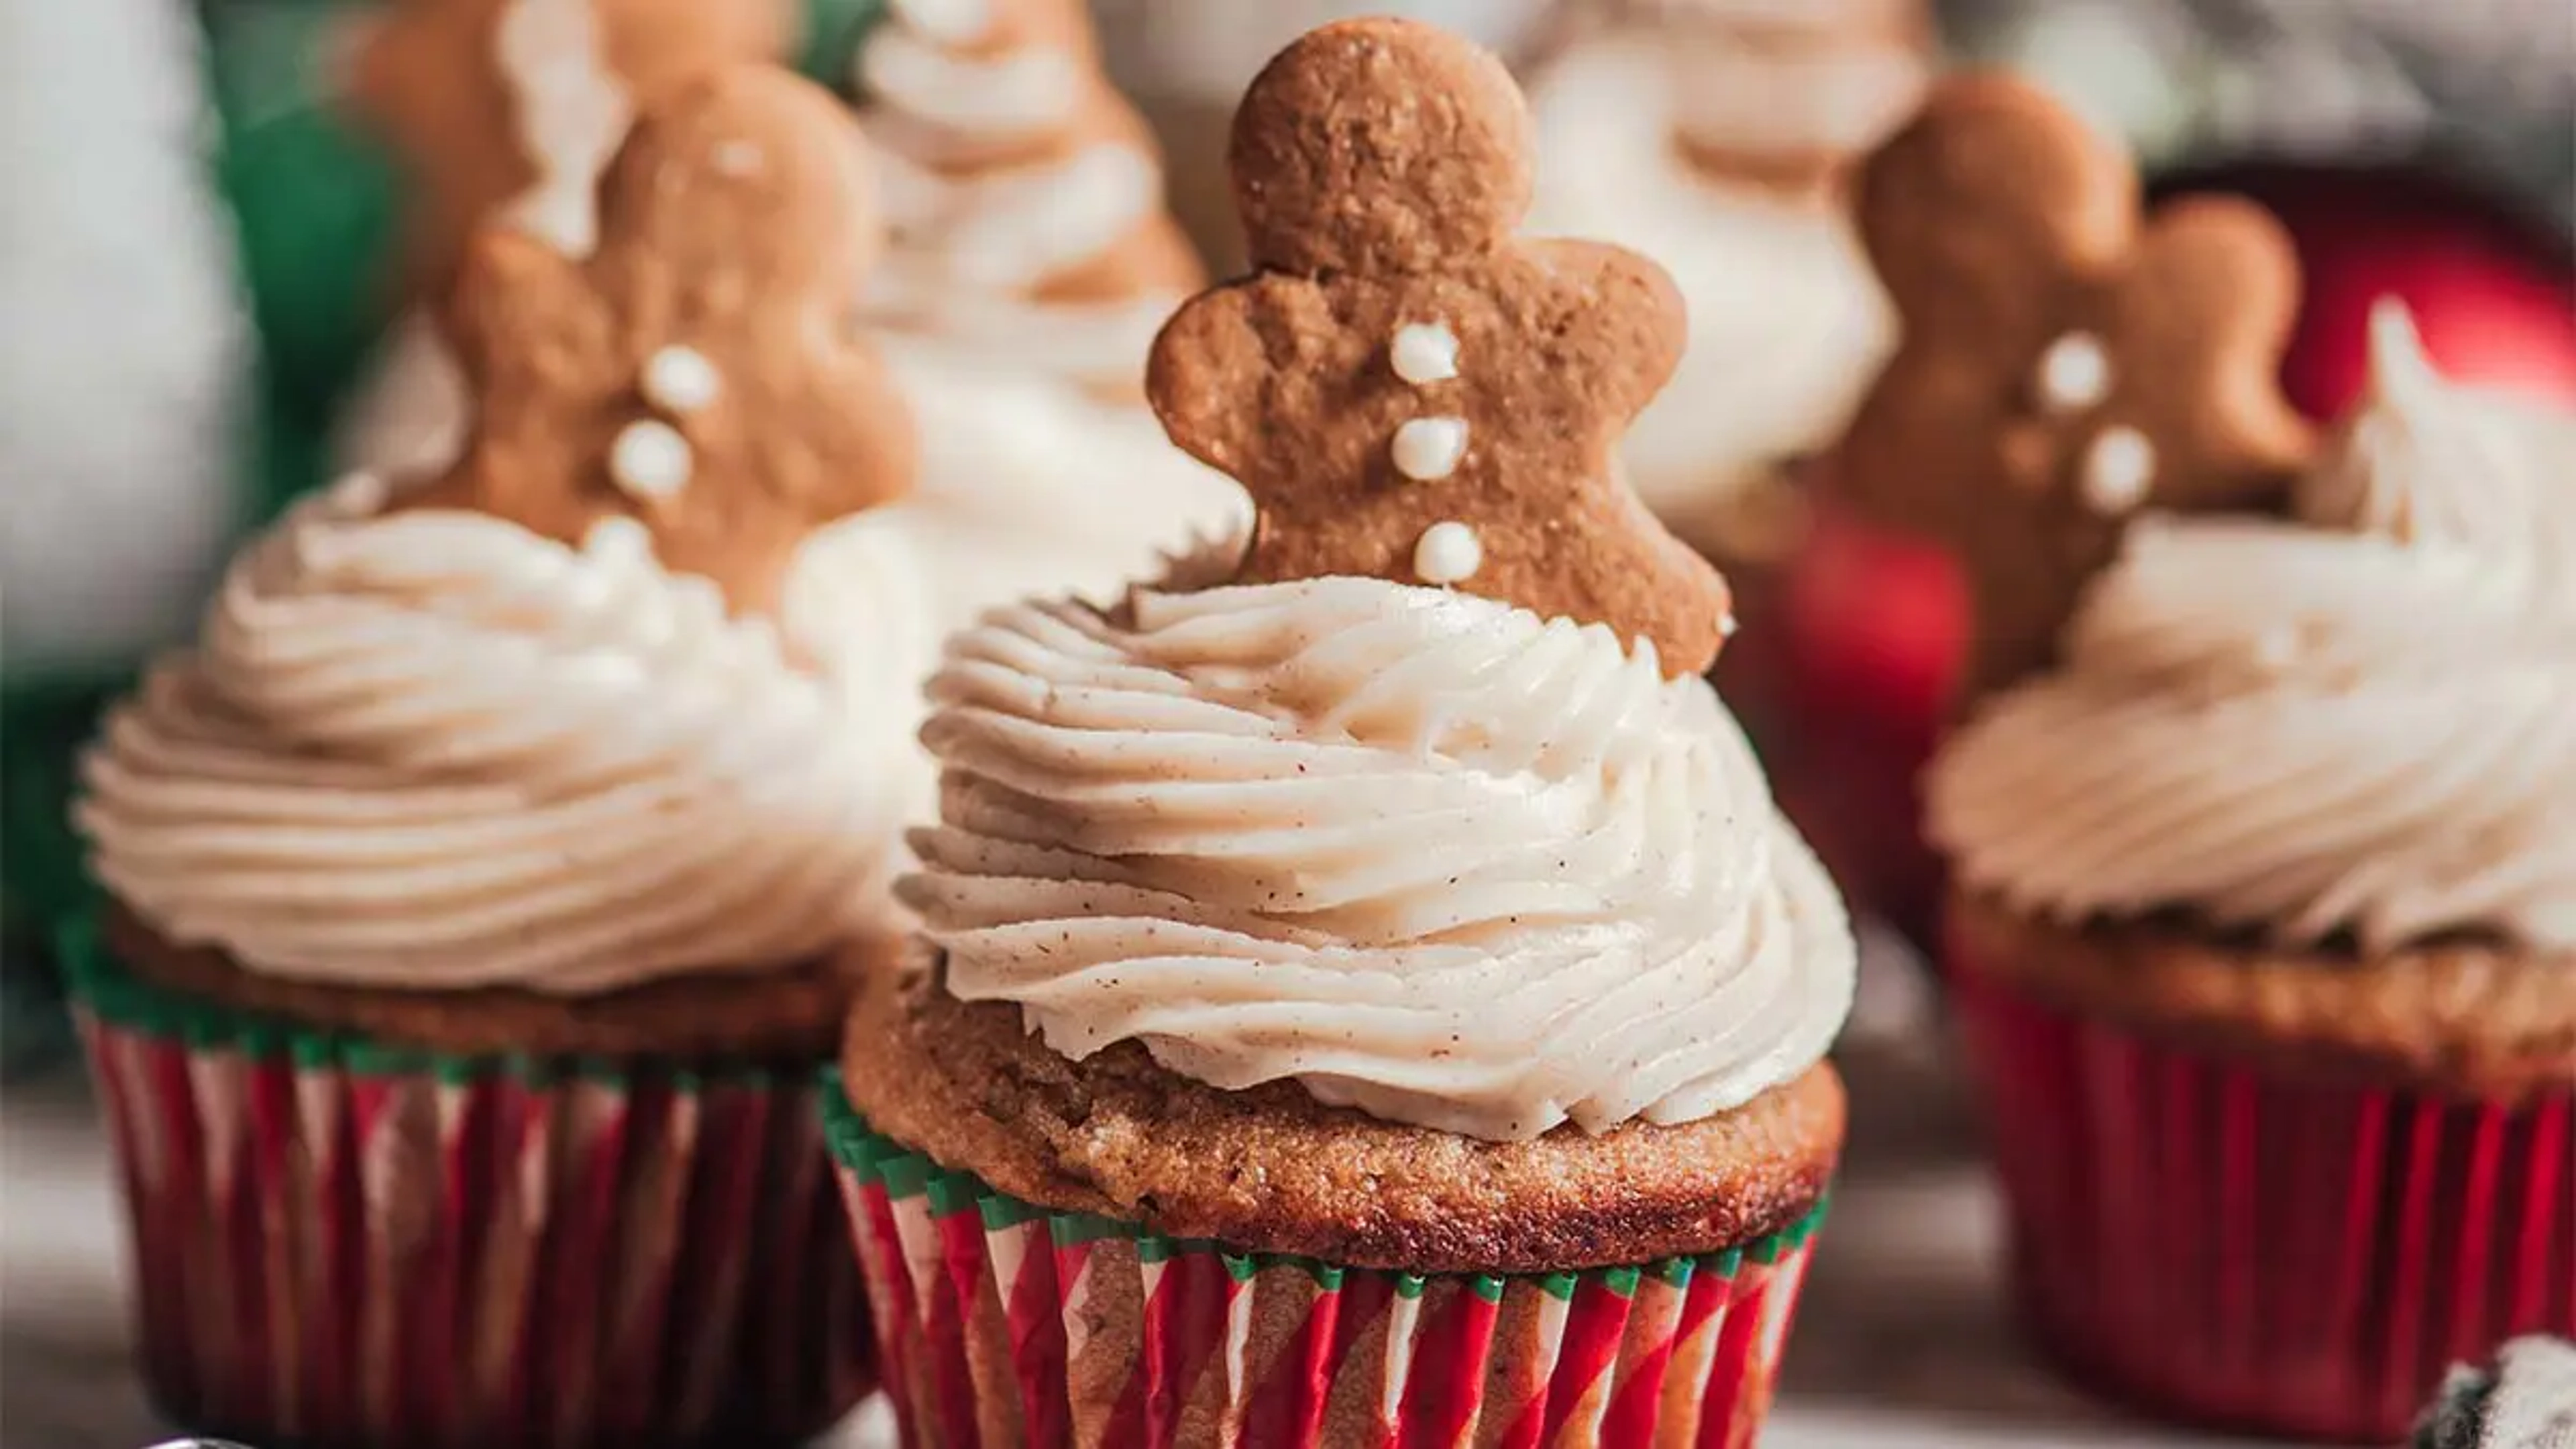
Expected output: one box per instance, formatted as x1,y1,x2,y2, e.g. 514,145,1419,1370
1950,932,2576,1443
62,926,872,1449
825,1081,1826,1448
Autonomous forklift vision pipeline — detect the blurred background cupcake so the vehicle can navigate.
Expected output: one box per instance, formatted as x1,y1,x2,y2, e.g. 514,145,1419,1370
1831,62,2575,1436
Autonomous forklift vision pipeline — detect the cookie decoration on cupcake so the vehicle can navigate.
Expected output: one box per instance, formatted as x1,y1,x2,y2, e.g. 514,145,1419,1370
409,66,916,608
68,69,913,1448
856,0,1203,397
1837,73,2315,694
354,0,794,284
1147,17,1729,676
836,23,1857,1445
341,0,796,478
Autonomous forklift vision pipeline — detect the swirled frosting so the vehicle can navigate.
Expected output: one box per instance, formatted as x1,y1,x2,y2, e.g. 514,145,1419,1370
1931,305,2576,953
1525,34,1897,551
857,2,1187,394
78,476,925,994
898,578,1856,1142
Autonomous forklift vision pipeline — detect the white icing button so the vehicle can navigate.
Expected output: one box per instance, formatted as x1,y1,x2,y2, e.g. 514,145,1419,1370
2036,331,2112,412
709,140,763,177
610,419,692,500
1719,610,1739,639
1413,521,1482,585
891,0,991,44
2080,425,2155,515
641,345,720,414
1392,417,1469,481
1390,322,1460,384
583,515,655,561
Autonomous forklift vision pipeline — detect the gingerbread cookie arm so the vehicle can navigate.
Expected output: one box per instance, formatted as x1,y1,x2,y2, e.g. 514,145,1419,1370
1145,284,1282,484
761,347,921,520
413,230,621,531
2116,198,2316,507
1523,239,1688,432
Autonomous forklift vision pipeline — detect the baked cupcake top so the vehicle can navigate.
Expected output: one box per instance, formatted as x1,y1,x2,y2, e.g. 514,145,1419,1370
80,69,926,996
897,17,1856,1145
1522,0,1925,551
1932,303,2576,954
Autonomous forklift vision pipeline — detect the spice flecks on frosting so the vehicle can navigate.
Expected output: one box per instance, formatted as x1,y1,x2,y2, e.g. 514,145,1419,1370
1931,301,2576,952
899,579,1856,1141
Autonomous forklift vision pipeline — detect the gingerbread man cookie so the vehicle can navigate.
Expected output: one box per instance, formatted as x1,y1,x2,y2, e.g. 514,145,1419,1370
352,0,792,289
1146,18,1731,678
1835,74,2315,695
409,66,916,611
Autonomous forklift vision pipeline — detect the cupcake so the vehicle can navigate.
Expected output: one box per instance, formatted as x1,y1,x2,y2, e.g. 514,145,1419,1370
1839,74,2575,1440
69,69,913,1449
852,0,1250,610
829,21,1857,1446
1521,0,1926,570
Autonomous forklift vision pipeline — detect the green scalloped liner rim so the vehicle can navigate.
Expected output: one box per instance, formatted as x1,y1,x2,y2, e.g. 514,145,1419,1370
58,915,802,1090
822,1073,1829,1295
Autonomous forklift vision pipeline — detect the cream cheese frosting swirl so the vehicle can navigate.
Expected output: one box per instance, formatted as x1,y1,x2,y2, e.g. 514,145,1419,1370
898,578,1857,1142
1931,305,2576,953
78,476,921,994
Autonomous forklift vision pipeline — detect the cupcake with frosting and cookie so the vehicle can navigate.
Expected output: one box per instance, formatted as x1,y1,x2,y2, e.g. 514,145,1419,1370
1839,73,2576,1442
827,21,1856,1446
68,68,912,1449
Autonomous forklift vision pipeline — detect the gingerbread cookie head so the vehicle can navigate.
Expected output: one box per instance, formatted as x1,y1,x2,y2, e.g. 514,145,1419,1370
1836,72,2315,695
1148,17,1730,678
352,0,792,287
413,66,916,612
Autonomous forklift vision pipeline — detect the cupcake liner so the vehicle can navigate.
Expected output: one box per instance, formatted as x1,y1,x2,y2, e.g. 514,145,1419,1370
62,927,871,1449
1949,950,2576,1442
823,1082,1825,1448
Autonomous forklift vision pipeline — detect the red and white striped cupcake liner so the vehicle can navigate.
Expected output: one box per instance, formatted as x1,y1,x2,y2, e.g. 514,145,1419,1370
66,934,871,1449
1950,950,2576,1442
826,1084,1825,1448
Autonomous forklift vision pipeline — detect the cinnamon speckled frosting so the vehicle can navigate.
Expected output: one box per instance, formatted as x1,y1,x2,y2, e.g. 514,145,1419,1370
78,475,922,996
898,577,1857,1142
1932,305,2576,953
